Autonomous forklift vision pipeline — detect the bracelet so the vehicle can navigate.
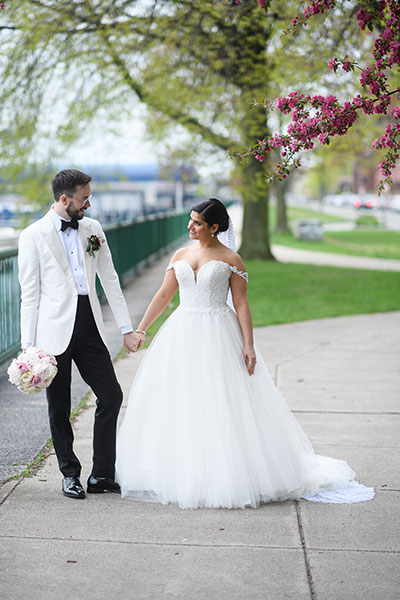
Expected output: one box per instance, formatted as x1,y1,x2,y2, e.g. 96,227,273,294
135,328,147,336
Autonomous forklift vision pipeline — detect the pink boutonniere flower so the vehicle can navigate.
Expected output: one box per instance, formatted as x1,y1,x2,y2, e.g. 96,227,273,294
86,234,104,257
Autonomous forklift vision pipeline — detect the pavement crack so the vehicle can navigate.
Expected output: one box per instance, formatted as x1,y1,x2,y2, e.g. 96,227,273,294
307,547,400,554
0,534,302,551
0,478,23,506
295,500,317,600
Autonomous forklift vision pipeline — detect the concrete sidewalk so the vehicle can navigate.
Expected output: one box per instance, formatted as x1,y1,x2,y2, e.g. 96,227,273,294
1,310,399,600
272,244,400,271
0,253,173,481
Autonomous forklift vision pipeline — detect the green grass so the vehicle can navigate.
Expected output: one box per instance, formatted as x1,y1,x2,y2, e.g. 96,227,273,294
247,261,400,326
2,438,53,483
143,294,180,347
69,393,90,422
270,205,348,229
271,230,400,260
137,262,400,334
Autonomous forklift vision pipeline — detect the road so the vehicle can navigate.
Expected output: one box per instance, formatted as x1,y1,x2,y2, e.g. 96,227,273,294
301,200,400,230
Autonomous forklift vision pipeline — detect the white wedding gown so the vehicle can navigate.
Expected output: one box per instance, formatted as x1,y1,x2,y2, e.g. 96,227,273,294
116,259,374,508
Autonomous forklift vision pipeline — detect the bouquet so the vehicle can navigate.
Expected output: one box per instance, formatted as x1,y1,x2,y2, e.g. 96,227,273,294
7,347,58,394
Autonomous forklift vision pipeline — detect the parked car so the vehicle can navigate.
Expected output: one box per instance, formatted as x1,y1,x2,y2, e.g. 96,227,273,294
323,193,356,207
354,194,379,209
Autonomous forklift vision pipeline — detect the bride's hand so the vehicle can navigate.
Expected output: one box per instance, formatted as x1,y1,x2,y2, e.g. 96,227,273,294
243,345,256,376
123,331,143,353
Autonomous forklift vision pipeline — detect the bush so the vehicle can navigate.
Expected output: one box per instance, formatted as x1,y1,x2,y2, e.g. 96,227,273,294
355,215,379,227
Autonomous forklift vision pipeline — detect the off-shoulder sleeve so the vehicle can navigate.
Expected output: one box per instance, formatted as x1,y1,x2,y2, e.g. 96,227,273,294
166,264,175,272
228,264,248,281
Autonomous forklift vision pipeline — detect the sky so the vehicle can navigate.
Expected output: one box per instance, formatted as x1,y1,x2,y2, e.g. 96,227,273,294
61,111,231,181
62,117,157,167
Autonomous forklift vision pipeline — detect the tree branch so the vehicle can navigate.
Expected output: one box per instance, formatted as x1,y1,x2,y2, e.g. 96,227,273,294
102,35,240,152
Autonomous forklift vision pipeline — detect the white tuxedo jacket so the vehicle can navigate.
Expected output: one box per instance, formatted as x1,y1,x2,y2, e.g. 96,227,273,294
18,210,132,356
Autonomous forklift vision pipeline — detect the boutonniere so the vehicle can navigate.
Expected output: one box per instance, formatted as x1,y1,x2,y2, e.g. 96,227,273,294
86,234,104,257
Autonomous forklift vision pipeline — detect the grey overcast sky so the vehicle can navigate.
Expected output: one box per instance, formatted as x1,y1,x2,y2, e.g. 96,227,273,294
63,117,156,167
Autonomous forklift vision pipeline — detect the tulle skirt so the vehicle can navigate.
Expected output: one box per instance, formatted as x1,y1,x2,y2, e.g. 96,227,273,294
116,307,374,508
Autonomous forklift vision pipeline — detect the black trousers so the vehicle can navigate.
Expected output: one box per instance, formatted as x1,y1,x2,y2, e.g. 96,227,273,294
46,295,123,479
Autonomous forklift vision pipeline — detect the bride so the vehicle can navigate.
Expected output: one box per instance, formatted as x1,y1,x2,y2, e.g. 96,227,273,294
116,198,374,509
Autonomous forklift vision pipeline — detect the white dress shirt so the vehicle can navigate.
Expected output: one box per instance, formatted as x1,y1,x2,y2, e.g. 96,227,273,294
50,208,89,295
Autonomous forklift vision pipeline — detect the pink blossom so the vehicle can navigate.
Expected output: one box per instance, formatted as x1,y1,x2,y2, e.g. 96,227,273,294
244,0,400,188
328,58,338,71
357,9,373,30
303,0,334,19
342,60,353,72
390,107,400,119
383,27,394,41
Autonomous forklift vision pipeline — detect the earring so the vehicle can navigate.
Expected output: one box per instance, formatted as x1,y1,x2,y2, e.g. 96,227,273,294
211,233,215,238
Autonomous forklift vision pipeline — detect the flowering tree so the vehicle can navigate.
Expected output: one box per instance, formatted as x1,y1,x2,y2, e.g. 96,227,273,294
1,0,297,259
1,1,396,261
240,0,400,193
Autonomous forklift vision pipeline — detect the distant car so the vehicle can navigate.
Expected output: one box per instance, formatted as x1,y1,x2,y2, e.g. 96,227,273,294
354,195,379,209
323,194,344,206
340,193,358,207
323,193,355,207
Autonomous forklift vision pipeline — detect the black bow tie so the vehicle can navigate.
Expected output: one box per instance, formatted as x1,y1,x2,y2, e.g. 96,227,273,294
61,219,79,232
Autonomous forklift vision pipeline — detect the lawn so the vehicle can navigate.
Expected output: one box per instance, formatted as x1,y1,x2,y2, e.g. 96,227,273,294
269,204,348,228
271,230,400,260
247,261,400,326
143,261,400,342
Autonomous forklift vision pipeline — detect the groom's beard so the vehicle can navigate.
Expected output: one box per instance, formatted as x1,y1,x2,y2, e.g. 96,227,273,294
66,202,86,221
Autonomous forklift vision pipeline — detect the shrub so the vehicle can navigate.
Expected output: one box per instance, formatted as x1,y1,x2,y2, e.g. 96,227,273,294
355,215,379,227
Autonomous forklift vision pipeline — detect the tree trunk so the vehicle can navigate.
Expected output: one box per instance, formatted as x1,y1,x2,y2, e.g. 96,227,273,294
235,4,275,260
274,179,291,233
239,158,275,260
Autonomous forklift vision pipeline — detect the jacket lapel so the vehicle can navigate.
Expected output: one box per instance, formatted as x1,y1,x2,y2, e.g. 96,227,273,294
78,219,95,285
40,210,76,288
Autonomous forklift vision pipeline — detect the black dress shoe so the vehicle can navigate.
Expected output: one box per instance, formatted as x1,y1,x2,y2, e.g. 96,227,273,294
87,475,121,494
62,476,85,499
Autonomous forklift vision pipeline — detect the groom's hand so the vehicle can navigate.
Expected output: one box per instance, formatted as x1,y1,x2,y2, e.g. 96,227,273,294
123,331,143,353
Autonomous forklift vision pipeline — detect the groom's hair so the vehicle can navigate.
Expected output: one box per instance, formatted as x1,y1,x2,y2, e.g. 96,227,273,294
51,169,92,201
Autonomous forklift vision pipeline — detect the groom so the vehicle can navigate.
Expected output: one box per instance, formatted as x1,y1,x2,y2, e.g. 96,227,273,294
18,169,142,499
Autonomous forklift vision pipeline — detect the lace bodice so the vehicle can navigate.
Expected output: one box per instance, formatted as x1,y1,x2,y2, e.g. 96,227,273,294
167,259,248,314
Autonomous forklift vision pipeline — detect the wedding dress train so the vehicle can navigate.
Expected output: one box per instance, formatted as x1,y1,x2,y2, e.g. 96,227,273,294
116,259,374,509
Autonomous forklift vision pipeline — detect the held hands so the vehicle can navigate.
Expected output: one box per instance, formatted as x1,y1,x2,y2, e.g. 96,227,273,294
123,331,143,353
243,344,257,376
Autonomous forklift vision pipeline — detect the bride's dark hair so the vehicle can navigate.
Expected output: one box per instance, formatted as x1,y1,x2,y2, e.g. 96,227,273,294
191,198,229,233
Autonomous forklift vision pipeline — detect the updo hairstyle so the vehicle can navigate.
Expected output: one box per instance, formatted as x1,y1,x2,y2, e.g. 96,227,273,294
191,198,229,233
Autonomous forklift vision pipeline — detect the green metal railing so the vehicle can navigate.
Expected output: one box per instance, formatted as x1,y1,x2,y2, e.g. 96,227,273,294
104,212,188,277
0,249,20,362
0,211,189,364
